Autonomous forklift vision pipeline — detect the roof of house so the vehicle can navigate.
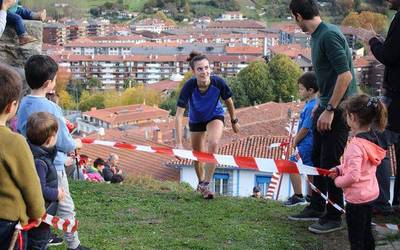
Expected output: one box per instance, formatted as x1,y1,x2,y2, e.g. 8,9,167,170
208,20,267,29
80,128,179,181
270,44,311,60
225,46,264,55
167,135,294,168
83,104,170,125
145,80,180,93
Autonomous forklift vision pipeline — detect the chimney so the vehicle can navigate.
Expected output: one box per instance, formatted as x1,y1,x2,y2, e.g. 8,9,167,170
90,107,97,111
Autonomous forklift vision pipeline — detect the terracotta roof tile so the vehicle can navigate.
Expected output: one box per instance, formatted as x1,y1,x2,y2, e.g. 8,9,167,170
80,129,179,181
83,104,169,125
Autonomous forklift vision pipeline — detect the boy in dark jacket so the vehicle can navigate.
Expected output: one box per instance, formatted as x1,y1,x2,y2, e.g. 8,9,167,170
26,112,65,249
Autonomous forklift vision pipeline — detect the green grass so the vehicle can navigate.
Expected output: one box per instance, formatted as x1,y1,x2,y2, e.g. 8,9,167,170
49,177,400,249
51,178,336,250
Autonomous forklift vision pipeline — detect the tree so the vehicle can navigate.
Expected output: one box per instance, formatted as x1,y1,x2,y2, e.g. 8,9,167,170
55,68,71,94
58,90,75,110
342,11,388,34
121,85,161,106
159,71,192,115
183,0,190,16
87,77,103,91
103,91,122,108
228,77,250,108
268,55,302,102
78,91,105,111
236,60,273,105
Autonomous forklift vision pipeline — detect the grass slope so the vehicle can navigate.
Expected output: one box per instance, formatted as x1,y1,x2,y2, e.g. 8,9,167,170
52,179,339,249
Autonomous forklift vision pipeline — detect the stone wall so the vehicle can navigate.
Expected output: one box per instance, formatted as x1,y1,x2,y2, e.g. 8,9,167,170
0,20,43,94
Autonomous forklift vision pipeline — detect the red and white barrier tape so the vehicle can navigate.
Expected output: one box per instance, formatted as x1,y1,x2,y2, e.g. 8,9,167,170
22,214,78,233
81,138,330,176
291,150,400,231
266,173,281,199
372,223,400,231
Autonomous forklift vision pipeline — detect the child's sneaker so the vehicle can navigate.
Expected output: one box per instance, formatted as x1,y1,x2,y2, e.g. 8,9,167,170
47,233,63,246
19,35,37,45
284,194,307,207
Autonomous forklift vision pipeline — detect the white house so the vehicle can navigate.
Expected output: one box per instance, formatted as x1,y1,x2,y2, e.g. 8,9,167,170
168,135,303,200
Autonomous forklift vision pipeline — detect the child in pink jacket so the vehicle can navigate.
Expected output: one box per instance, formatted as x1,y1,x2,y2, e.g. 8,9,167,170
329,94,387,250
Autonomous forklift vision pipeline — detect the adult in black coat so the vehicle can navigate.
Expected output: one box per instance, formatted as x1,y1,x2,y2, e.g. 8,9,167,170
369,0,400,208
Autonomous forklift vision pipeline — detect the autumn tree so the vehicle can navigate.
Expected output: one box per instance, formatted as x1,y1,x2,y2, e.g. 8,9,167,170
55,67,71,93
78,91,105,111
342,11,388,34
120,84,161,106
58,90,76,110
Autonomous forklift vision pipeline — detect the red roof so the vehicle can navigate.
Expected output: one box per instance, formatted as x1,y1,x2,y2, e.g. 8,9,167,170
354,56,371,68
83,104,169,125
208,20,267,29
225,46,263,55
145,80,180,93
80,129,179,181
270,44,311,60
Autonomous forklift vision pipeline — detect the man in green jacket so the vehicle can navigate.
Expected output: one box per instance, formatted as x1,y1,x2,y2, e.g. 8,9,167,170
288,0,357,234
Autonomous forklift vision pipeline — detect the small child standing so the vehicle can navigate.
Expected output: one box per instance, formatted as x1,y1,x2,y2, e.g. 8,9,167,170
0,63,45,248
329,95,387,250
17,55,88,250
0,0,46,44
284,71,318,206
26,112,66,249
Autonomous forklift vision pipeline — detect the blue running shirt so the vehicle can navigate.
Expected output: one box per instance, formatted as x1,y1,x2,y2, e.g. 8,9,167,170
177,75,232,123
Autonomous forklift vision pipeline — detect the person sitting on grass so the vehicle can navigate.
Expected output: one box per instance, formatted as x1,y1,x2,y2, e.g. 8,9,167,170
86,158,105,183
103,153,124,183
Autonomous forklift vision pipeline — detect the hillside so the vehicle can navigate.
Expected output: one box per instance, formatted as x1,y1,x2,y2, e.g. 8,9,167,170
51,178,345,249
22,0,387,24
49,178,400,249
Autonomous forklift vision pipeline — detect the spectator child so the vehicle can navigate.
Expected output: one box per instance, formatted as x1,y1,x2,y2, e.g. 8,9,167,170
329,95,387,250
26,112,66,249
284,72,318,206
86,158,105,183
0,63,45,248
16,55,89,250
0,0,46,44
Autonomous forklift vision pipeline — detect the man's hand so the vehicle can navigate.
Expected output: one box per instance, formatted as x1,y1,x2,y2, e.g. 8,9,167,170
317,110,334,132
1,0,16,11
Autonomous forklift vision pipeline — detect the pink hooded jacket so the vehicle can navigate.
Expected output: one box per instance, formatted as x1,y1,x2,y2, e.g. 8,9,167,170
335,137,386,204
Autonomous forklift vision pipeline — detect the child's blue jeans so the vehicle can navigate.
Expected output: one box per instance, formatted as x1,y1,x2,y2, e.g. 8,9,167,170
6,7,33,36
0,219,27,250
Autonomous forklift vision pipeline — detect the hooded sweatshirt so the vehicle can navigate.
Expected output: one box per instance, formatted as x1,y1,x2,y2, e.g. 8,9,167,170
335,132,386,204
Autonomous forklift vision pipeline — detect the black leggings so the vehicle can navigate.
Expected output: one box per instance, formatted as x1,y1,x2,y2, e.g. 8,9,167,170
345,202,375,250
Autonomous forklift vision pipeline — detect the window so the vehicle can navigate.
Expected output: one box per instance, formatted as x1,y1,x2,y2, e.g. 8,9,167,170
255,175,272,196
213,173,229,195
